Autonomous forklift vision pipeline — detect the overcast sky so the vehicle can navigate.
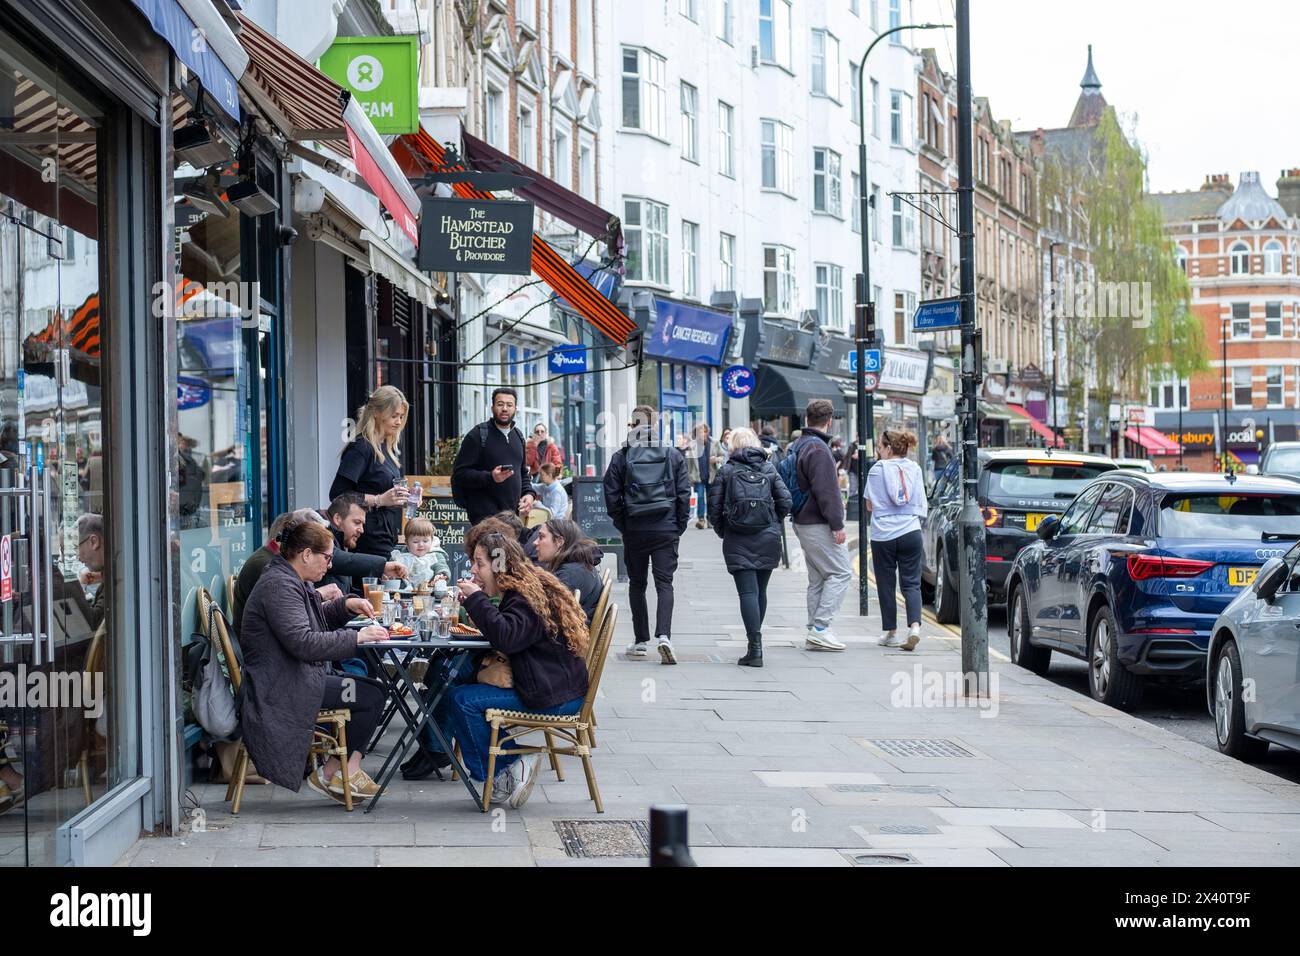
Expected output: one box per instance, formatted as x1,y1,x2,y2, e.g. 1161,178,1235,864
920,0,1299,195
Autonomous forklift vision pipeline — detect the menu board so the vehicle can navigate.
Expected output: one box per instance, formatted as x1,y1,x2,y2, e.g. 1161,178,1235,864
404,478,471,583
570,476,624,580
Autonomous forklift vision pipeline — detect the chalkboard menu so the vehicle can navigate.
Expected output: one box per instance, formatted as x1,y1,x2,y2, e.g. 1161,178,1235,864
404,479,471,583
570,476,625,580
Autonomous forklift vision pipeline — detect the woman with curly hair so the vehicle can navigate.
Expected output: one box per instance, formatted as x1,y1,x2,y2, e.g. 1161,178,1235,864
445,530,589,807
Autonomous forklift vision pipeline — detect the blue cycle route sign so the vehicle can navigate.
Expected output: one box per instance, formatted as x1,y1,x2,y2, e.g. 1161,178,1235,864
912,296,963,332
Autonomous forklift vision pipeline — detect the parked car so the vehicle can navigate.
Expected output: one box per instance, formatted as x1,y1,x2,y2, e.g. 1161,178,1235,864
1208,543,1300,760
923,448,1118,623
1113,457,1156,473
1005,472,1300,710
1261,441,1300,480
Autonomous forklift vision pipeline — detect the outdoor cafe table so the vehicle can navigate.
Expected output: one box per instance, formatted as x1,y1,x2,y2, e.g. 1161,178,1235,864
351,634,491,813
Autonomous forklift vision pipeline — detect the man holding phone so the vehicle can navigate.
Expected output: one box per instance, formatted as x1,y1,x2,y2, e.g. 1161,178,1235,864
451,387,537,525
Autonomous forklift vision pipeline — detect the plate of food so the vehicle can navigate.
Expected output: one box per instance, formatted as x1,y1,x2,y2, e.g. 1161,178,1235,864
450,623,482,637
388,622,415,638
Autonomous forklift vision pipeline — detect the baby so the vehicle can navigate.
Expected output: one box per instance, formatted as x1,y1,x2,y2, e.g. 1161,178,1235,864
537,462,569,518
392,517,451,589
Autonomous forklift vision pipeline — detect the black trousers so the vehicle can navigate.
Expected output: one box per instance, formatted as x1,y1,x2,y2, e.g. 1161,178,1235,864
320,674,385,758
624,531,680,644
871,529,924,632
731,569,774,638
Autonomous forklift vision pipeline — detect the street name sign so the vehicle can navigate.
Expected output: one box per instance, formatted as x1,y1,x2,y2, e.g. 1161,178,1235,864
912,296,962,332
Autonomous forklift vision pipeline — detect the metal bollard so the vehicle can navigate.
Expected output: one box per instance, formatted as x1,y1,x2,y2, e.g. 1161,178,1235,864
649,805,696,867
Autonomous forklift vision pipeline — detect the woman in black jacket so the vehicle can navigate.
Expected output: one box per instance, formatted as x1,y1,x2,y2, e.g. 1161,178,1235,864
239,520,390,803
448,530,589,808
708,427,792,668
329,385,412,558
534,516,603,623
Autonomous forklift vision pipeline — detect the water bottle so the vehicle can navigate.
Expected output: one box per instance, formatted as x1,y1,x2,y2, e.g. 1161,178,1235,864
405,481,422,519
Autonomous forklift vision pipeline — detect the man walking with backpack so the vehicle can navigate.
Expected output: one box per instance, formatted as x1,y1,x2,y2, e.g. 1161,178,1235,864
604,405,691,663
777,399,850,651
451,388,537,526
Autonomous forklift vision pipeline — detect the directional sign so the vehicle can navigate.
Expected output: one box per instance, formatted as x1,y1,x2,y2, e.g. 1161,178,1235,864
913,296,962,332
863,371,880,392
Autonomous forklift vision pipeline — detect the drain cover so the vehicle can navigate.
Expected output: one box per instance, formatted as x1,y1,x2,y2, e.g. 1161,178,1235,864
851,852,918,866
554,820,650,859
877,824,934,835
829,784,946,794
867,738,973,758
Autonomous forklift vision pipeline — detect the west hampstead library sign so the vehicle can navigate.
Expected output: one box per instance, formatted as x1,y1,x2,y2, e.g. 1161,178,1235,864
417,198,535,275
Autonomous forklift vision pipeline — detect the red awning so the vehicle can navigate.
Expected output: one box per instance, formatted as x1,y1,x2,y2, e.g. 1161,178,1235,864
1125,425,1181,455
1006,404,1064,447
396,129,636,344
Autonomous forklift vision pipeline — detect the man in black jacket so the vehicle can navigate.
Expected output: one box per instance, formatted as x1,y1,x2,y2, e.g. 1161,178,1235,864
450,388,537,526
603,404,690,664
320,493,408,596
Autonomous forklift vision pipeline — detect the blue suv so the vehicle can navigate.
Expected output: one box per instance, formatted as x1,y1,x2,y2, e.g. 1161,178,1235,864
1005,472,1300,710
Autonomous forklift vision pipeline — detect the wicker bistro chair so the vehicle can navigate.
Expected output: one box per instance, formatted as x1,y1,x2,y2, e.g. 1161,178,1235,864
479,604,618,813
523,504,551,529
77,626,106,806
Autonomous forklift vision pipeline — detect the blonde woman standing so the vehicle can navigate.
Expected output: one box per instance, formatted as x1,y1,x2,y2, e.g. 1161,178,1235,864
330,385,412,558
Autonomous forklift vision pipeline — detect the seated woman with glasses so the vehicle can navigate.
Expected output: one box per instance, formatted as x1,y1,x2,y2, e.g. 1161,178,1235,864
239,518,391,804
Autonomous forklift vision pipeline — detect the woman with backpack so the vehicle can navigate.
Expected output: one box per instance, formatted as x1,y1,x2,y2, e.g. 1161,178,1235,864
866,428,929,651
708,427,792,668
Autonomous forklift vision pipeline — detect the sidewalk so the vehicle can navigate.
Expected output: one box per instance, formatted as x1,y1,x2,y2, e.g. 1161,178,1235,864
121,526,1300,867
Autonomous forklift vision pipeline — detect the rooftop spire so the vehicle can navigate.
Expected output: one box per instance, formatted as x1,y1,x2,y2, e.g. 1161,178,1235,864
1080,44,1101,91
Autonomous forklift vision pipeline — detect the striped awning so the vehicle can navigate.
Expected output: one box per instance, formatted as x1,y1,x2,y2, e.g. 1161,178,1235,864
26,291,101,359
5,78,99,191
398,129,636,344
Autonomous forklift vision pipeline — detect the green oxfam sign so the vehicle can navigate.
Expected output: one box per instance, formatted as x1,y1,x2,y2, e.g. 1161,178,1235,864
319,35,418,135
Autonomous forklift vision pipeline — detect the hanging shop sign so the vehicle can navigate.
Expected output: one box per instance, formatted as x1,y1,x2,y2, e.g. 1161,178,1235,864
417,198,535,274
646,299,732,366
756,321,816,368
318,36,419,134
722,365,755,398
548,345,588,375
880,348,930,395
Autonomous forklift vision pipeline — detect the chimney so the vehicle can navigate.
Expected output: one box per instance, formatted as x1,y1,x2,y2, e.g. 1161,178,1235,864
1277,168,1300,217
1200,173,1233,194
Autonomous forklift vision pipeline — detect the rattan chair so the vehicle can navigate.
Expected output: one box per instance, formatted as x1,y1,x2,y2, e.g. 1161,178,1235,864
479,604,617,813
524,504,551,529
77,626,105,806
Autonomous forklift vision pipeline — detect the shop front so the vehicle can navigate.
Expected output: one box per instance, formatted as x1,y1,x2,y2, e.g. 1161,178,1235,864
749,320,843,440
875,346,930,449
812,332,859,439
1153,410,1300,473
637,298,731,445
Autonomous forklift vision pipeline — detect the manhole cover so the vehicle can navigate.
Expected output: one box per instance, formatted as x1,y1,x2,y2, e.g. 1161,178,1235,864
554,820,650,859
851,853,918,866
829,784,946,795
877,824,934,835
867,738,973,758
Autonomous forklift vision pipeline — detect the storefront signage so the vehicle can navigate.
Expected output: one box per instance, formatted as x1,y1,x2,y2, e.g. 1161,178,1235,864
1175,431,1216,447
548,345,588,375
922,393,957,418
815,336,855,379
880,349,930,395
318,36,419,134
1227,417,1263,446
757,321,815,368
722,365,755,398
417,198,535,275
646,299,732,366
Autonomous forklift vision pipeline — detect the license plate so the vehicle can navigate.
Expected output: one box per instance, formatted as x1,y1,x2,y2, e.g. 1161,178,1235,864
1228,567,1258,587
1024,513,1047,532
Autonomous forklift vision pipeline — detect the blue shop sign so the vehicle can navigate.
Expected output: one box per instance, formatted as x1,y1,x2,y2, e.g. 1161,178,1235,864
646,299,731,367
556,259,620,315
548,345,588,375
722,365,754,399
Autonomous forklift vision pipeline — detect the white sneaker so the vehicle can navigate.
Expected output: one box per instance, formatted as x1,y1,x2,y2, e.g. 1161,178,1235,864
626,642,650,658
491,767,513,803
805,627,846,651
902,625,921,652
657,636,677,664
878,631,907,647
507,753,541,809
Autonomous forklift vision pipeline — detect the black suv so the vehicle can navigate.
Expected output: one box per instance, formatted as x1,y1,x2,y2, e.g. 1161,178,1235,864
922,448,1118,622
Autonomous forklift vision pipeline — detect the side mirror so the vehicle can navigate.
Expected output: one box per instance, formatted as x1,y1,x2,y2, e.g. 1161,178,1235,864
1255,557,1288,602
1036,514,1061,541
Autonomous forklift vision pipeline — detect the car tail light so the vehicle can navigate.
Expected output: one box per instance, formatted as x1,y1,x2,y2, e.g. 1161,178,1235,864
981,506,1001,528
1127,553,1215,581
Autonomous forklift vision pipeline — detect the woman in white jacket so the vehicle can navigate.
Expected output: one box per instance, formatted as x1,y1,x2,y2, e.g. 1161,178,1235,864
865,429,929,650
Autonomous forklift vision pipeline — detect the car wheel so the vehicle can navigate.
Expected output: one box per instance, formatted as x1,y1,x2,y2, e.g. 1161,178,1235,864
1213,640,1269,762
933,549,959,624
1086,604,1144,711
1009,586,1051,676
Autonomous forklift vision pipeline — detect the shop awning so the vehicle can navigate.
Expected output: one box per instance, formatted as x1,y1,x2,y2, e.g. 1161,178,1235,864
132,0,245,121
461,129,621,247
750,365,846,419
360,230,436,308
1007,403,1064,447
978,400,1013,421
1125,425,1181,456
396,128,637,344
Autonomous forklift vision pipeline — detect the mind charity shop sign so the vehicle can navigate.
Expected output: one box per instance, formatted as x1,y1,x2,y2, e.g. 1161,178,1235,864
418,198,535,275
318,36,419,135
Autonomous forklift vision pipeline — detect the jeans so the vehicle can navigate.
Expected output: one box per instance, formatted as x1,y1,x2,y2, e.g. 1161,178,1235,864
792,523,853,630
694,482,709,519
320,674,386,758
444,684,584,783
732,569,773,638
624,531,680,644
417,651,480,754
872,529,924,632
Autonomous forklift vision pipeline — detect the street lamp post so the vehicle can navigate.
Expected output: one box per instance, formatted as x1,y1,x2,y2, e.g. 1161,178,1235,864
1048,241,1064,446
854,19,948,618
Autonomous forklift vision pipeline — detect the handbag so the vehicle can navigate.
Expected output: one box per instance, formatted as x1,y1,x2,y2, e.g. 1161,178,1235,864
477,651,513,688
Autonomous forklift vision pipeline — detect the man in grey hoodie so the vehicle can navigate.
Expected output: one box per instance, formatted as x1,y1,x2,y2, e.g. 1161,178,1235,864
790,399,851,650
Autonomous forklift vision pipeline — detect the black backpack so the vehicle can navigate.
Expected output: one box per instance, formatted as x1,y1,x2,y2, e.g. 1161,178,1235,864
724,463,776,533
623,444,675,518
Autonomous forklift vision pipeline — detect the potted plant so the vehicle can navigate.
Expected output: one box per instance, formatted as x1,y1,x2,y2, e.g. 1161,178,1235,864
425,437,460,492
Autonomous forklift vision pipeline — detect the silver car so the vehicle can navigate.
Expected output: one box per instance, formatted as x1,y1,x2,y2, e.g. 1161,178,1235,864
1208,542,1300,760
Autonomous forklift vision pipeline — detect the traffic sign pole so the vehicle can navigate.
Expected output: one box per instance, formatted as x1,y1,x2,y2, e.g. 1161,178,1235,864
854,276,874,618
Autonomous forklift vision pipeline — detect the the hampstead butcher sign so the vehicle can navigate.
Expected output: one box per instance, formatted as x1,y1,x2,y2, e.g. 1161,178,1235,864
418,197,534,274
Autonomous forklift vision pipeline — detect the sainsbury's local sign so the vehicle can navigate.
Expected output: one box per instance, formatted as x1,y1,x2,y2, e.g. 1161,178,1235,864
417,198,535,274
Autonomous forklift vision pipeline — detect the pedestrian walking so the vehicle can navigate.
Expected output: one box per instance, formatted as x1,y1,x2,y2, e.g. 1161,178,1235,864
866,429,928,651
603,404,691,664
450,387,537,526
685,423,726,529
329,385,413,558
525,422,564,478
930,432,953,482
778,399,850,651
707,428,792,667
759,424,781,459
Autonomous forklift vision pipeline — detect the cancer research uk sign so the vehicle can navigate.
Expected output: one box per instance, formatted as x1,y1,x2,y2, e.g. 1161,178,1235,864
646,299,732,366
418,198,534,275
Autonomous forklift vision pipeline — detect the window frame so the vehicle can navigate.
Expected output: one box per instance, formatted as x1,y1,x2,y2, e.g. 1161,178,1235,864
761,118,795,195
1232,365,1253,408
1267,365,1285,407
621,46,669,140
1230,241,1251,276
812,147,842,217
717,100,735,177
624,197,671,286
680,81,699,162
763,243,797,316
681,219,700,299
